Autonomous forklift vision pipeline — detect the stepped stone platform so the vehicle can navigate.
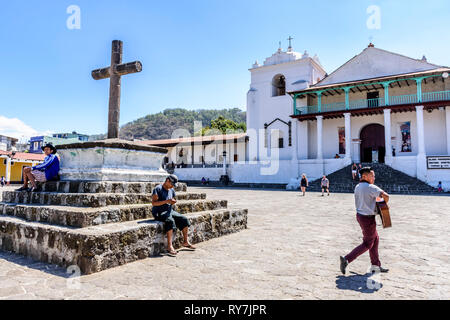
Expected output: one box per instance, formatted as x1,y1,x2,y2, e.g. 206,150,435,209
309,163,440,194
0,181,247,274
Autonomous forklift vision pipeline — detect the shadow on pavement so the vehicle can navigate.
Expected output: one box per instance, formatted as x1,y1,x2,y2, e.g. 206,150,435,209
336,271,383,293
0,250,165,279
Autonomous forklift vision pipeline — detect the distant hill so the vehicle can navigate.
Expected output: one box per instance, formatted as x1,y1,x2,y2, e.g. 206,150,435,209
115,108,246,141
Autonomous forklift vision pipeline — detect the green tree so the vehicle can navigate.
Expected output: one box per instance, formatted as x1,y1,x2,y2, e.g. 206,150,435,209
96,108,247,141
199,116,246,136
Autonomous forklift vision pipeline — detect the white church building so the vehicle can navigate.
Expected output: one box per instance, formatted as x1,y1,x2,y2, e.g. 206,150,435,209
147,43,450,190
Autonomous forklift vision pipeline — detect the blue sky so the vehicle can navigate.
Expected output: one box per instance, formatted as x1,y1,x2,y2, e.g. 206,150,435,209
1,0,450,138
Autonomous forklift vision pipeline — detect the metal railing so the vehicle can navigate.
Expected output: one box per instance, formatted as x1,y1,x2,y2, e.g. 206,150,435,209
422,90,450,103
295,90,450,115
389,93,418,105
349,98,385,110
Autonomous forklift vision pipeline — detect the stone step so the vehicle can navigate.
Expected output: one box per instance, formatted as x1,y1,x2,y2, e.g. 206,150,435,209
0,199,228,228
38,181,188,194
307,186,439,194
1,191,207,207
0,208,248,274
308,163,439,194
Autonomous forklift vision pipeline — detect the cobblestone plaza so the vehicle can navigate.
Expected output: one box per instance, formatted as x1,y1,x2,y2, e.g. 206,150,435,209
0,186,449,300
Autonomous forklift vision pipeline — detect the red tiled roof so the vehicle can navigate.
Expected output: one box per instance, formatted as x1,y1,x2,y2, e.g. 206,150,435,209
140,133,248,147
0,151,45,161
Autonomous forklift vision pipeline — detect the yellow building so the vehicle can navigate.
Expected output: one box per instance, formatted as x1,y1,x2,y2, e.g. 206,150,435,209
0,151,45,184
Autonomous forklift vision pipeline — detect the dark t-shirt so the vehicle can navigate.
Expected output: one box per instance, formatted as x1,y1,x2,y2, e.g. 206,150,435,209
151,184,176,215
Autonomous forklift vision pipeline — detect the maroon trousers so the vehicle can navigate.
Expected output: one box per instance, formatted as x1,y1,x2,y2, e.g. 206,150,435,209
345,213,381,267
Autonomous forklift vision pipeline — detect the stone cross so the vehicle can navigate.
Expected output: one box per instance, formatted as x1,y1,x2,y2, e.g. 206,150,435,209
287,36,294,49
92,40,142,139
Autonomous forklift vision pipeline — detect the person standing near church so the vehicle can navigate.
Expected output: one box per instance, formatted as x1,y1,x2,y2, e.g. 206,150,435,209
340,167,390,274
300,174,308,196
321,175,330,196
151,174,196,257
351,163,357,180
0,176,5,187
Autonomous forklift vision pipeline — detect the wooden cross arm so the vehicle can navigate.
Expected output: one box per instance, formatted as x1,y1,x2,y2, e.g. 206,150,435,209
92,61,143,80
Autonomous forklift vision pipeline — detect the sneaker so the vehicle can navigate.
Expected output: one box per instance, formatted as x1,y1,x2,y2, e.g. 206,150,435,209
15,186,29,192
370,265,389,273
379,266,389,273
340,256,348,275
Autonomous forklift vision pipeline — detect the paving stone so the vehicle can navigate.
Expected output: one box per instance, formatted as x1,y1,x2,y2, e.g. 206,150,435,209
0,186,449,299
0,286,26,298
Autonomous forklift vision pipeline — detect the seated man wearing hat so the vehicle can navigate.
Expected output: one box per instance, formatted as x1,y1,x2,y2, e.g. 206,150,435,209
16,144,60,192
151,174,196,256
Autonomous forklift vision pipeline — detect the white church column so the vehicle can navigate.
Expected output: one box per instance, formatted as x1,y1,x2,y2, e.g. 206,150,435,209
384,109,392,165
316,116,323,160
416,105,427,180
291,120,298,161
202,145,206,167
446,106,450,155
344,113,351,160
298,121,309,159
5,157,11,185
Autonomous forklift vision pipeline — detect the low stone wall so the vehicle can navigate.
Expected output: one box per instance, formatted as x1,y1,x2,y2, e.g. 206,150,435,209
1,191,206,207
40,181,188,194
0,200,228,228
0,209,248,274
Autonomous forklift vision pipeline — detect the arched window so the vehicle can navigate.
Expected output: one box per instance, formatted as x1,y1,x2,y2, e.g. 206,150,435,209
272,74,286,97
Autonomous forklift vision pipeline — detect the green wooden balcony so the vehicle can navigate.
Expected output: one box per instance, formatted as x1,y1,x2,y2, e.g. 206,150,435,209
294,90,450,116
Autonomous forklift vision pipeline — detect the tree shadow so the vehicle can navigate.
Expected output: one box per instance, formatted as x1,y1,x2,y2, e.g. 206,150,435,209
0,241,166,279
336,271,383,293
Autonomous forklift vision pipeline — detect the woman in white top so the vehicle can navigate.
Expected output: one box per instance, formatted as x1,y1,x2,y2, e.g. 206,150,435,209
351,163,357,180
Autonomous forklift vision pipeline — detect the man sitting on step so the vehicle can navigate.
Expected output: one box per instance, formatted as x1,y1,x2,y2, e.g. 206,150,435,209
16,144,60,192
151,174,196,257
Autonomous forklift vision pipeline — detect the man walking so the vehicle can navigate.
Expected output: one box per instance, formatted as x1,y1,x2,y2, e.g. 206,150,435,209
340,167,390,274
151,174,196,257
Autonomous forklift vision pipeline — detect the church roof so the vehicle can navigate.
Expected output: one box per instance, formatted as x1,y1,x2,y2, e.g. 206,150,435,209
250,45,324,71
313,46,445,87
262,48,302,67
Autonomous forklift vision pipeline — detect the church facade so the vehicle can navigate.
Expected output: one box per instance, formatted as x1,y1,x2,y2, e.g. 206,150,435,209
148,43,450,190
245,43,450,189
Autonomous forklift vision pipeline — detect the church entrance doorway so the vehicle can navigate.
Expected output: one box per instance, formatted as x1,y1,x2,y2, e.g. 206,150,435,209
360,124,385,163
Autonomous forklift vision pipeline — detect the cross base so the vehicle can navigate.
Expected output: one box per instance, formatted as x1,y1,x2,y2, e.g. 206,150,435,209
55,139,169,182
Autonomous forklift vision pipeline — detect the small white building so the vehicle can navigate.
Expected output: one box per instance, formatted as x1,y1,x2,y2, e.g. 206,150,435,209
144,133,248,182
0,135,18,151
